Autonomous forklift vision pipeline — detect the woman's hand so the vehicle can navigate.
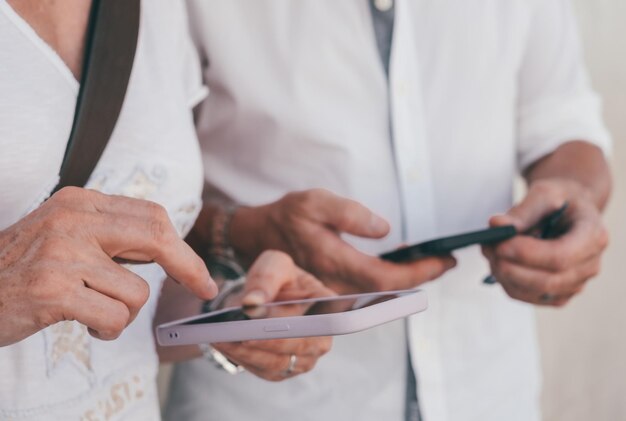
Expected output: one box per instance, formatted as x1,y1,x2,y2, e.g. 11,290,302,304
212,251,334,381
0,187,217,347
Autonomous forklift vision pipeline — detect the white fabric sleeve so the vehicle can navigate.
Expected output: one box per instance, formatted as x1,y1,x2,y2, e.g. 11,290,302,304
516,0,612,171
177,2,209,109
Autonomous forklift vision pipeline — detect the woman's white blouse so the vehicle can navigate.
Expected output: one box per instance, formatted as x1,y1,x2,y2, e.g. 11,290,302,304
0,1,206,419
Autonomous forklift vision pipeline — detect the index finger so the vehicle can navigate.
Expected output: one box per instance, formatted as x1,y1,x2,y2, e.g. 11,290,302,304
88,212,218,300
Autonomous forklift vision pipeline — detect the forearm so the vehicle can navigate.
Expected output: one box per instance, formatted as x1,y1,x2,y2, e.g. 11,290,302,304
523,141,612,210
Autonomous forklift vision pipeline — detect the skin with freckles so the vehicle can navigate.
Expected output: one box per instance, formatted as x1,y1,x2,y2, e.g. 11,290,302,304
0,187,218,347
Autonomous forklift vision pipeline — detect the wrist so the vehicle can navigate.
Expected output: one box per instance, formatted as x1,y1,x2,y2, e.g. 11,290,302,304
229,205,272,267
191,201,248,265
529,177,595,207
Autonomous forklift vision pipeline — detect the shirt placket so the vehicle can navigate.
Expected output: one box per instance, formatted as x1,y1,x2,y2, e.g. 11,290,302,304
389,1,447,420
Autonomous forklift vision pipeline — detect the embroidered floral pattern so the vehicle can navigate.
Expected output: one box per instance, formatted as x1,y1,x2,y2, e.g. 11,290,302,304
119,166,167,200
45,321,94,380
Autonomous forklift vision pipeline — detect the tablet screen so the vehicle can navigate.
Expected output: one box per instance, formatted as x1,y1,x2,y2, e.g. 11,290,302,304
182,291,410,325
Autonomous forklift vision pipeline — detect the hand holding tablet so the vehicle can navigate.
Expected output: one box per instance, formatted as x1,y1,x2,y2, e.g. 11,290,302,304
157,289,427,345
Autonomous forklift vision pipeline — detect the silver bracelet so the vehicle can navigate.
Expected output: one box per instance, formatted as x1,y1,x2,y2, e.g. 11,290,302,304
198,343,245,375
198,276,247,374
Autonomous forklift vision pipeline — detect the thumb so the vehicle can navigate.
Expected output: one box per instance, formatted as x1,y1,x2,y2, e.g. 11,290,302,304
241,251,297,306
308,189,390,238
491,187,566,232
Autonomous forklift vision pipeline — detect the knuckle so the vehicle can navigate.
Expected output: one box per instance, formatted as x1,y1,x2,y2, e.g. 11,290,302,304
319,338,333,355
335,210,357,229
298,188,329,209
495,261,513,281
267,358,286,373
547,253,569,271
145,201,178,243
553,298,571,308
146,201,169,221
41,206,75,232
280,191,301,210
544,274,565,295
589,259,602,278
33,308,60,330
126,279,151,310
596,226,610,250
101,307,130,338
50,186,84,203
145,202,175,244
149,217,174,245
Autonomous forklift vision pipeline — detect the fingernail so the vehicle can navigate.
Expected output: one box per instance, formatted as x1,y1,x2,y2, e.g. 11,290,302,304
369,214,389,233
242,290,267,306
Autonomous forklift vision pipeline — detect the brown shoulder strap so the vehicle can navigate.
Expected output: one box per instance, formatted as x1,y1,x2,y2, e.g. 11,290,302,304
53,0,141,193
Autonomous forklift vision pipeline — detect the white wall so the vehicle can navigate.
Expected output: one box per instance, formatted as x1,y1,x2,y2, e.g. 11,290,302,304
538,1,626,420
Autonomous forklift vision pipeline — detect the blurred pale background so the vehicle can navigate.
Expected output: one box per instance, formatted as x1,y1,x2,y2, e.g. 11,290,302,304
158,1,626,418
539,1,626,420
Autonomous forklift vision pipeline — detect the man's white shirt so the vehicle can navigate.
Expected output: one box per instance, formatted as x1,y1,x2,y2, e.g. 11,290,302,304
167,1,611,420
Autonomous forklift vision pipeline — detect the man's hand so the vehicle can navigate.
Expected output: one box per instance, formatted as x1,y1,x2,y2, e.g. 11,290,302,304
220,189,456,294
482,179,609,306
213,251,334,381
0,187,217,347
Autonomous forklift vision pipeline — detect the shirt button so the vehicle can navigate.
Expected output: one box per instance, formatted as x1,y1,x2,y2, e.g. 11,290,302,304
374,0,393,12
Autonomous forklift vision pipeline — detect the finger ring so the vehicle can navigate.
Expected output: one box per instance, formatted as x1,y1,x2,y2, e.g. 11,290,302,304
283,354,297,377
540,293,556,303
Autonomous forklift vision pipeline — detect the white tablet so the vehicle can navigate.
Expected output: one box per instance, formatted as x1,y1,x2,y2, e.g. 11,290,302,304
156,289,427,346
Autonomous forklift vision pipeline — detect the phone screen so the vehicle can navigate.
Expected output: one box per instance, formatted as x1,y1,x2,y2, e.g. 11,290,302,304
182,291,411,325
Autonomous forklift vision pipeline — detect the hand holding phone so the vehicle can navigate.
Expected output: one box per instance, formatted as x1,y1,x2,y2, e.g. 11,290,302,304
483,203,569,284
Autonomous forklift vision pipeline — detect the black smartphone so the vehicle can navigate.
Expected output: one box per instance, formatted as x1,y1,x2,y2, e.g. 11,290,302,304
380,225,517,263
